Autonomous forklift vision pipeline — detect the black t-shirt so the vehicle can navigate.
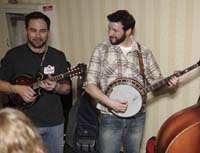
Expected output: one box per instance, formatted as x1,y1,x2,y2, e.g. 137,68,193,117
0,44,70,127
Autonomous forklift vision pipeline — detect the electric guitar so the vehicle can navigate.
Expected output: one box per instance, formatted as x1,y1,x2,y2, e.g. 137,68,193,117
9,63,87,109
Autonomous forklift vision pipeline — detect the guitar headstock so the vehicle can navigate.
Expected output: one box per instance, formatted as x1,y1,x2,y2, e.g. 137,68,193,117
68,63,87,78
197,59,200,66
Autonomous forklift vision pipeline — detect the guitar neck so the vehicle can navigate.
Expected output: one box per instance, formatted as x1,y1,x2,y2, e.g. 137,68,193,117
143,62,199,93
49,73,67,82
31,72,69,90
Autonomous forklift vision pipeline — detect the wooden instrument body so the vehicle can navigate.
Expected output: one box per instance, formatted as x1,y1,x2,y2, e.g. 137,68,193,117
9,75,40,108
155,101,200,153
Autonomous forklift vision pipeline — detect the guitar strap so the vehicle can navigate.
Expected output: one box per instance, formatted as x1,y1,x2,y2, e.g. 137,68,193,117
137,42,147,86
36,45,48,80
40,45,48,68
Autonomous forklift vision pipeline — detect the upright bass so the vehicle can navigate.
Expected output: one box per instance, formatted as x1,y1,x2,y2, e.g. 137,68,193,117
146,96,200,153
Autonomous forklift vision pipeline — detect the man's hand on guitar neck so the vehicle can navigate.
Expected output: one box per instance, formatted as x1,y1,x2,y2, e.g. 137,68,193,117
167,75,179,88
39,74,71,95
39,76,57,92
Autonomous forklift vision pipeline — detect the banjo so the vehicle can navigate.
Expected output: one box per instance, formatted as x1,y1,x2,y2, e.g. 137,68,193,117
105,59,200,118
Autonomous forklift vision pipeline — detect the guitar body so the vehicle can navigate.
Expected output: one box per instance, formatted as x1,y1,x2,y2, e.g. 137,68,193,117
9,74,41,108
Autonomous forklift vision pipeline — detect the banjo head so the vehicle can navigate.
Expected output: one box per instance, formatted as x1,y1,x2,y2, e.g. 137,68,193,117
105,78,145,118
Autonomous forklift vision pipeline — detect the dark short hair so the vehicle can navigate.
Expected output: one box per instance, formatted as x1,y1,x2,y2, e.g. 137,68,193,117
107,10,135,31
25,11,50,30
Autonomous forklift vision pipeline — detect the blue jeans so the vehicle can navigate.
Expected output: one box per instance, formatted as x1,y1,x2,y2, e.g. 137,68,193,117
98,114,145,153
37,123,64,153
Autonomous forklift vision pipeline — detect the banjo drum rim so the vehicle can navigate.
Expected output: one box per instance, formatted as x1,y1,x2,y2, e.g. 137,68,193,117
105,77,147,117
105,77,146,96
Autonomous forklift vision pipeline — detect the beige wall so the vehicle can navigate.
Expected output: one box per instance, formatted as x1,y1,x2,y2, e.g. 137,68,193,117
0,0,199,152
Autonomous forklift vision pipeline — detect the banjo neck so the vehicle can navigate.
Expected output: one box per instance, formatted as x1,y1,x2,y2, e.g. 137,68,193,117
142,61,200,94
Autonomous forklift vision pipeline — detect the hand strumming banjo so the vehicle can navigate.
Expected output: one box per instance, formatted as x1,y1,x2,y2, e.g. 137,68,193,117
105,60,200,118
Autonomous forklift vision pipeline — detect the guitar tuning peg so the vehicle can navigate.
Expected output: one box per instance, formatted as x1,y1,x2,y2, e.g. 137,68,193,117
78,75,82,79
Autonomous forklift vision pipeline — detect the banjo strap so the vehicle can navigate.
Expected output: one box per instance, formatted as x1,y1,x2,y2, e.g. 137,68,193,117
137,42,147,86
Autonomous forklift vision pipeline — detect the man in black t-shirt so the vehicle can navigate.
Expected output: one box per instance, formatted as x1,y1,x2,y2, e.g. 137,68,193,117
0,12,71,153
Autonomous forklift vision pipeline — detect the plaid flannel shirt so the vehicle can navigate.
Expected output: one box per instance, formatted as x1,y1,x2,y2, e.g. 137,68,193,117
84,38,162,113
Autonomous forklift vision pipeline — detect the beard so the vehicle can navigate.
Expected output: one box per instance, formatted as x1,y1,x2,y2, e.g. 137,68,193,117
27,38,47,49
109,33,126,45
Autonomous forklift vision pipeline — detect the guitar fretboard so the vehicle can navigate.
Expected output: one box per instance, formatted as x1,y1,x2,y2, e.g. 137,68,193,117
142,62,199,93
49,73,66,81
31,72,69,90
30,65,84,90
